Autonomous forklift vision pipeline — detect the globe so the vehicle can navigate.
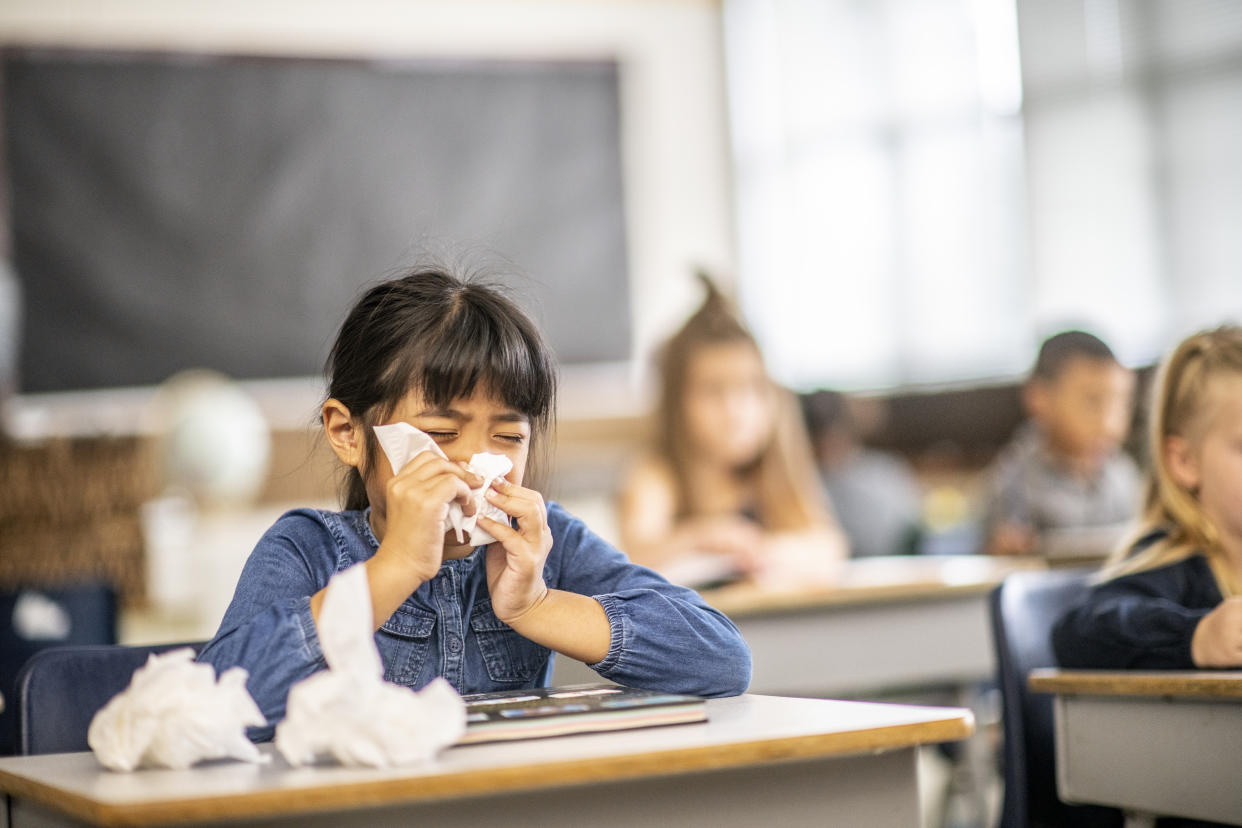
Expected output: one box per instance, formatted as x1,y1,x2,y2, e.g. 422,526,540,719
151,370,272,506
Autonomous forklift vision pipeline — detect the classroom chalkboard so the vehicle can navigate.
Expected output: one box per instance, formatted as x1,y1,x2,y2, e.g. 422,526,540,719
2,49,631,393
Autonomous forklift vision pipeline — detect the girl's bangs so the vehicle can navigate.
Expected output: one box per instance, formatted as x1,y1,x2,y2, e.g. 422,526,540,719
388,300,555,425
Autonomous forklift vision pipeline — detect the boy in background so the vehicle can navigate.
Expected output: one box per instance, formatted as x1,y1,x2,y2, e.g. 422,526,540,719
981,330,1140,557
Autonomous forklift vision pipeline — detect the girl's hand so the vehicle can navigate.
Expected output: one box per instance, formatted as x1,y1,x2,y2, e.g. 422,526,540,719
687,516,764,572
1192,596,1242,667
477,478,553,624
988,522,1037,556
378,451,481,583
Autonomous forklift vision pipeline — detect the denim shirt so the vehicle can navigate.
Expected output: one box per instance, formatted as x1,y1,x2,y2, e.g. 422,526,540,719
198,502,751,740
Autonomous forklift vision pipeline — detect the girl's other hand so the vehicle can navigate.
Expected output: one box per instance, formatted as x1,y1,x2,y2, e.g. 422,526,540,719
378,451,481,582
690,515,765,561
988,522,1037,556
1191,596,1242,667
477,477,552,624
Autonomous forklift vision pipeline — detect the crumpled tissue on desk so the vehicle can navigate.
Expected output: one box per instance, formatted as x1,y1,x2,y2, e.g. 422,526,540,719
87,648,267,772
274,563,466,767
372,422,513,546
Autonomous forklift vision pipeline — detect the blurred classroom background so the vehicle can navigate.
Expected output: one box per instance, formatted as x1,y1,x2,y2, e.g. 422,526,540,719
0,0,1240,821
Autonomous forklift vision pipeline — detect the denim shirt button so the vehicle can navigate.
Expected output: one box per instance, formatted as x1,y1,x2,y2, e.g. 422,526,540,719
448,635,462,653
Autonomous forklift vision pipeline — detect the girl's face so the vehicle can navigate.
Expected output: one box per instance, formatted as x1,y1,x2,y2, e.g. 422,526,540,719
364,387,532,547
681,341,775,468
1168,373,1242,548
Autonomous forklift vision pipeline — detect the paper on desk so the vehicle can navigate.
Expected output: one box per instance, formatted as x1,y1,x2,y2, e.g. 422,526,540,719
87,648,267,772
274,563,466,767
372,422,513,546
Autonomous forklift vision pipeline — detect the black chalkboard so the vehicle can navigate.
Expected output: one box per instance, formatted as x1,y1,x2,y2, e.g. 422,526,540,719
2,49,630,393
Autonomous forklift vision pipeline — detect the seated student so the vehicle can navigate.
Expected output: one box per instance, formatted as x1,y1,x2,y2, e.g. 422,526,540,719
616,274,847,587
1054,325,1242,671
980,330,1140,557
198,266,751,740
801,389,923,557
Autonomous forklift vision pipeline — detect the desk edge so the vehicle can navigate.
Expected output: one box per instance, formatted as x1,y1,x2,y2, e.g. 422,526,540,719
0,712,974,827
1028,668,1242,699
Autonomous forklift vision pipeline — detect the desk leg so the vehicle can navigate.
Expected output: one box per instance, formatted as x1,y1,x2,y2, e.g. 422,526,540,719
955,683,999,827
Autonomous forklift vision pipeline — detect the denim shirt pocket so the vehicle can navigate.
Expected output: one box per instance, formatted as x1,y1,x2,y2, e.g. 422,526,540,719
469,598,551,685
375,604,437,687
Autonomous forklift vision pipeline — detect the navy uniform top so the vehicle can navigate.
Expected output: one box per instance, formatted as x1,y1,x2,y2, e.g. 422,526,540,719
1052,534,1222,669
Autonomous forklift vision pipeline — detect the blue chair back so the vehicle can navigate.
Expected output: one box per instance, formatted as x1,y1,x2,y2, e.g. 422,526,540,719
14,641,205,756
990,569,1123,828
0,583,118,754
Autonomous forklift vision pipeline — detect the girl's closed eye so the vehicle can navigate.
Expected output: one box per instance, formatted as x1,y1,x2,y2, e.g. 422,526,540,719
425,430,458,442
495,433,525,444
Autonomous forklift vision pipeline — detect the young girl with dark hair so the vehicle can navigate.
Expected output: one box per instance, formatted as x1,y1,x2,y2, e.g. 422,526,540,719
198,267,751,739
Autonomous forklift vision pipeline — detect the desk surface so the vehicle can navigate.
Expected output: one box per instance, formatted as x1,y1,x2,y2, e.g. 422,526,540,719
1029,668,1242,699
553,554,1048,698
702,554,1044,617
0,694,973,828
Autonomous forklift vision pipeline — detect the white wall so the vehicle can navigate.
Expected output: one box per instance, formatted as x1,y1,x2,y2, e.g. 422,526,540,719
0,0,736,423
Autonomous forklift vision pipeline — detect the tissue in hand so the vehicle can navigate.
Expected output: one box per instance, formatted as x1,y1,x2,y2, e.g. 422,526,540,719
274,563,466,767
372,422,514,546
87,648,267,772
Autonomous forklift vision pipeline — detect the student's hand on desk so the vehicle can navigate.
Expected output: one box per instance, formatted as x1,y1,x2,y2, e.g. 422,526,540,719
1191,597,1242,667
689,516,765,565
378,452,482,582
478,478,552,624
751,532,845,588
988,522,1037,556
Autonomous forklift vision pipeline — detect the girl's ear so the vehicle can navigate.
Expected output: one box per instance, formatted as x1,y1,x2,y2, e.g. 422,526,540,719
322,398,363,468
1164,433,1201,493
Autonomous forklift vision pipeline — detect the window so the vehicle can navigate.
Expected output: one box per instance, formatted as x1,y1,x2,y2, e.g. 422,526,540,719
725,0,1242,390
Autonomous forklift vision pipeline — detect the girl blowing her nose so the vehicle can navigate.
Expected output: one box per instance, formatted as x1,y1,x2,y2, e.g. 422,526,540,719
1054,325,1242,669
198,267,751,739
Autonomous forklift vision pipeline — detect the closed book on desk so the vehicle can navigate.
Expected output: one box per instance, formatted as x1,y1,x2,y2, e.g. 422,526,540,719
458,684,707,745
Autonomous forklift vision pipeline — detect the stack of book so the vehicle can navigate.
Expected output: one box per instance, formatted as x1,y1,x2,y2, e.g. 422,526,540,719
458,684,707,745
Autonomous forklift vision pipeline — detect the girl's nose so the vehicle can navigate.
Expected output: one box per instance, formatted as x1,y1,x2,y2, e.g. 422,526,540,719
445,436,489,468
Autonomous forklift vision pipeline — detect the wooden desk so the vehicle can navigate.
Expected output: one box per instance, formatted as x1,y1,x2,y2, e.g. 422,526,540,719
0,695,972,828
1029,669,1242,825
556,555,1043,697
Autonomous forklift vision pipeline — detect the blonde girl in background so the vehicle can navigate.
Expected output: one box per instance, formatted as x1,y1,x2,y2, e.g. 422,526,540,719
617,274,847,588
1053,325,1242,669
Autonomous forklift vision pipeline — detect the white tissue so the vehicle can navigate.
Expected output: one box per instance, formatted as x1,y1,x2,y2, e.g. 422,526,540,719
87,648,267,772
372,422,514,546
274,564,466,767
